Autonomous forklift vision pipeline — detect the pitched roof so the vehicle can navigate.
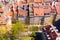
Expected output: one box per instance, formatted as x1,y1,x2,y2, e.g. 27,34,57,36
34,0,42,2
6,10,13,16
18,1,24,7
34,7,44,16
44,6,51,13
39,7,44,16
0,7,3,13
18,10,28,16
33,3,39,7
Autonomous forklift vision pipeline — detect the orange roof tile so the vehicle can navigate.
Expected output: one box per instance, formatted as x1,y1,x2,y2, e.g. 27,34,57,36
34,7,44,16
6,11,13,16
0,7,3,12
18,2,24,7
39,3,44,7
18,10,27,16
34,0,42,2
6,9,27,17
44,0,51,2
39,8,44,16
22,0,27,3
44,7,51,13
34,8,39,16
33,3,39,7
27,0,34,2
27,0,31,2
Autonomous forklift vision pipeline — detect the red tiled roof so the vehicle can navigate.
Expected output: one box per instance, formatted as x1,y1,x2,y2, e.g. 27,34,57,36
27,0,31,2
18,10,28,16
21,0,27,3
18,2,24,7
34,0,42,2
6,11,13,16
0,7,3,12
44,7,51,13
33,3,39,7
27,0,34,2
34,8,39,16
39,8,44,16
34,7,44,16
6,9,28,16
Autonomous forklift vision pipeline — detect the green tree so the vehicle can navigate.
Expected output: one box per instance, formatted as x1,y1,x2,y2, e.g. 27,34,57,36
30,26,38,32
11,22,26,40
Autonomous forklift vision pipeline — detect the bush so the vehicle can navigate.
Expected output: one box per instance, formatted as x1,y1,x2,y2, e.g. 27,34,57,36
0,31,10,40
29,26,38,32
11,22,26,40
22,37,32,40
0,22,26,40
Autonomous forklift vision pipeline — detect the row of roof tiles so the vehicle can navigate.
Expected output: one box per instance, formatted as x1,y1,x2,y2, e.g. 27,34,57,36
0,2,60,16
0,1,60,24
0,0,51,3
4,2,60,16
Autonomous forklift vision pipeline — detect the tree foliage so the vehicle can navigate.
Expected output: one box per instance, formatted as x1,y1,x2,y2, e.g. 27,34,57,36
0,22,26,40
11,22,26,40
29,26,38,32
